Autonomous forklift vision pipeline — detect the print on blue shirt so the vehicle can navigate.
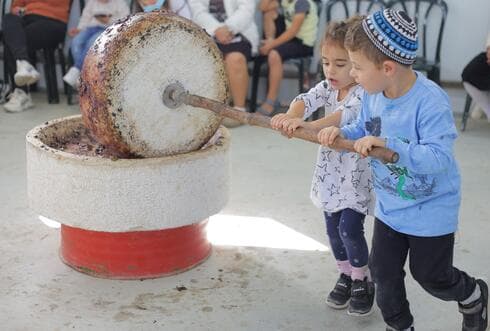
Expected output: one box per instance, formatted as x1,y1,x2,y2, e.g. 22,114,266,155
364,116,436,201
365,117,381,136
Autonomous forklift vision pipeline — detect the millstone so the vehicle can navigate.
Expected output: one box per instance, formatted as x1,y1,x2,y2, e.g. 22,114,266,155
79,11,229,158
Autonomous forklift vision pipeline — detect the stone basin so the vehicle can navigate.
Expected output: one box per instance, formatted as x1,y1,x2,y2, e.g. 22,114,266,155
26,115,230,279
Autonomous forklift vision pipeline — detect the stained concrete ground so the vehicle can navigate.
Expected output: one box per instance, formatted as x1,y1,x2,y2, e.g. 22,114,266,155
0,88,489,331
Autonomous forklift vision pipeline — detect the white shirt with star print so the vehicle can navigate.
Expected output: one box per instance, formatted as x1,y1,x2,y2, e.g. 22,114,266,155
294,81,374,215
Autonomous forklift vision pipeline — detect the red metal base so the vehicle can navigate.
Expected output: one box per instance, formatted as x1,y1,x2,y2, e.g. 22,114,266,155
60,220,211,279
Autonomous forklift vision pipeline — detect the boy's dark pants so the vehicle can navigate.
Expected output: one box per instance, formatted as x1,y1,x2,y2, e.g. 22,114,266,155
370,218,477,329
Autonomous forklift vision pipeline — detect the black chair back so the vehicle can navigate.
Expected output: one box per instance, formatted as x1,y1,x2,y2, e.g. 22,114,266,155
325,0,387,21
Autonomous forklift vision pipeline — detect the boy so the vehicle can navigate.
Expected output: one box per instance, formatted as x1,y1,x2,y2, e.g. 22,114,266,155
318,9,488,331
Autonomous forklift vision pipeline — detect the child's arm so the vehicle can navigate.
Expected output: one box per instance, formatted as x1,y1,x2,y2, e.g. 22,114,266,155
384,98,457,173
295,81,334,119
309,111,342,131
271,80,331,128
270,99,304,131
340,94,368,141
280,111,342,139
260,13,305,54
272,81,342,136
259,0,279,12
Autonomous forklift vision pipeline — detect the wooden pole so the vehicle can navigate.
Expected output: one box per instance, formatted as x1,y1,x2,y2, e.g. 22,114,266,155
181,92,399,164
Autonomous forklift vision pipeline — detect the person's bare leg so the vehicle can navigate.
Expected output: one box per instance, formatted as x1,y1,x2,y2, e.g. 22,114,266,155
261,49,283,114
224,52,249,109
263,10,278,40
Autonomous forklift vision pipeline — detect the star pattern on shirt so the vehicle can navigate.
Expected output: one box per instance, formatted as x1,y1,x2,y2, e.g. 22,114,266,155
298,82,373,215
321,150,333,163
327,184,341,196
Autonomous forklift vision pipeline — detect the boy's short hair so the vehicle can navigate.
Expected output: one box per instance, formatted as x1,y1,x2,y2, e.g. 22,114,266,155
345,9,418,67
323,16,364,49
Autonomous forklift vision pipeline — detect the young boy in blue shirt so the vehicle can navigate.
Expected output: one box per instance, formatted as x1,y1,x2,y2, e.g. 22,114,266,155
318,9,488,331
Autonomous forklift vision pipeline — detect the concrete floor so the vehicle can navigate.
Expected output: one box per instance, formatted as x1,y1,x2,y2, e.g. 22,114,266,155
0,88,489,331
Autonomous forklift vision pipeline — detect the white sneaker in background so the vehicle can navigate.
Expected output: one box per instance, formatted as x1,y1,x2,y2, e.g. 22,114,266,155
63,66,80,89
3,88,34,113
470,106,485,120
14,60,40,86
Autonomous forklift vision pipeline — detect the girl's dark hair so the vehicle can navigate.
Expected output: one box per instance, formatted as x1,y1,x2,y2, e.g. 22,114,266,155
323,15,365,49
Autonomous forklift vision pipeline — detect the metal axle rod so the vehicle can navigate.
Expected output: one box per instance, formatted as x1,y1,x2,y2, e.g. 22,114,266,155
163,83,399,164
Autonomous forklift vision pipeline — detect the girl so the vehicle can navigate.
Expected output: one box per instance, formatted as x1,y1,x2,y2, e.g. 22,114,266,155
63,0,129,88
271,17,375,316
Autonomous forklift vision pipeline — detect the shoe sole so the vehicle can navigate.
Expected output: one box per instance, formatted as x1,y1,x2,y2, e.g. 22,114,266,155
476,279,489,331
347,306,375,317
4,101,34,113
63,78,79,90
326,299,350,310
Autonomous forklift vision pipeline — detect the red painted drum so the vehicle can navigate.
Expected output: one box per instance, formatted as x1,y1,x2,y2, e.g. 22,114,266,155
60,221,211,279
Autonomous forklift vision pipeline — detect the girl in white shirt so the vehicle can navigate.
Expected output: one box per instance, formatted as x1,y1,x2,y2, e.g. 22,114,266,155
271,17,375,317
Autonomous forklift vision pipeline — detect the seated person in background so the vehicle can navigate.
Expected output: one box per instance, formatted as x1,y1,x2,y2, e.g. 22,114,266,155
257,0,318,116
189,0,259,127
63,0,130,88
259,0,285,41
2,0,70,113
133,0,192,18
462,31,490,121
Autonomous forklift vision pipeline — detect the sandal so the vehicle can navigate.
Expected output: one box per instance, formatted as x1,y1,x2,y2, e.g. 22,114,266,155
257,98,281,116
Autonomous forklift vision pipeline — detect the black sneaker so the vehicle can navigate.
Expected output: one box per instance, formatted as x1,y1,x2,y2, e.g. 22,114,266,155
459,279,488,331
326,273,352,309
385,326,414,331
348,277,375,316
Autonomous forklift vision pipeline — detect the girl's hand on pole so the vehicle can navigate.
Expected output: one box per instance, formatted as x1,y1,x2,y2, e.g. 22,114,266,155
318,126,342,147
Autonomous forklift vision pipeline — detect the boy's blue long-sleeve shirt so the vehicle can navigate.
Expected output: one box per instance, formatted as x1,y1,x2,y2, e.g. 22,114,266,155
341,73,461,236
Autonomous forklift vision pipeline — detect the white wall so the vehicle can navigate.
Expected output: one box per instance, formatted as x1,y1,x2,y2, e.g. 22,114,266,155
318,0,490,83
441,0,490,82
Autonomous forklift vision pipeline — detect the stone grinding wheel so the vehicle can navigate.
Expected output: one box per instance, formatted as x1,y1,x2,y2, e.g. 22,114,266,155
79,11,228,158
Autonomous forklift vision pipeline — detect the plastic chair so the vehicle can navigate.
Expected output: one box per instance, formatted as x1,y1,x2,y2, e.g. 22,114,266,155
1,0,73,104
461,93,472,132
325,0,387,20
40,44,68,104
387,0,448,85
